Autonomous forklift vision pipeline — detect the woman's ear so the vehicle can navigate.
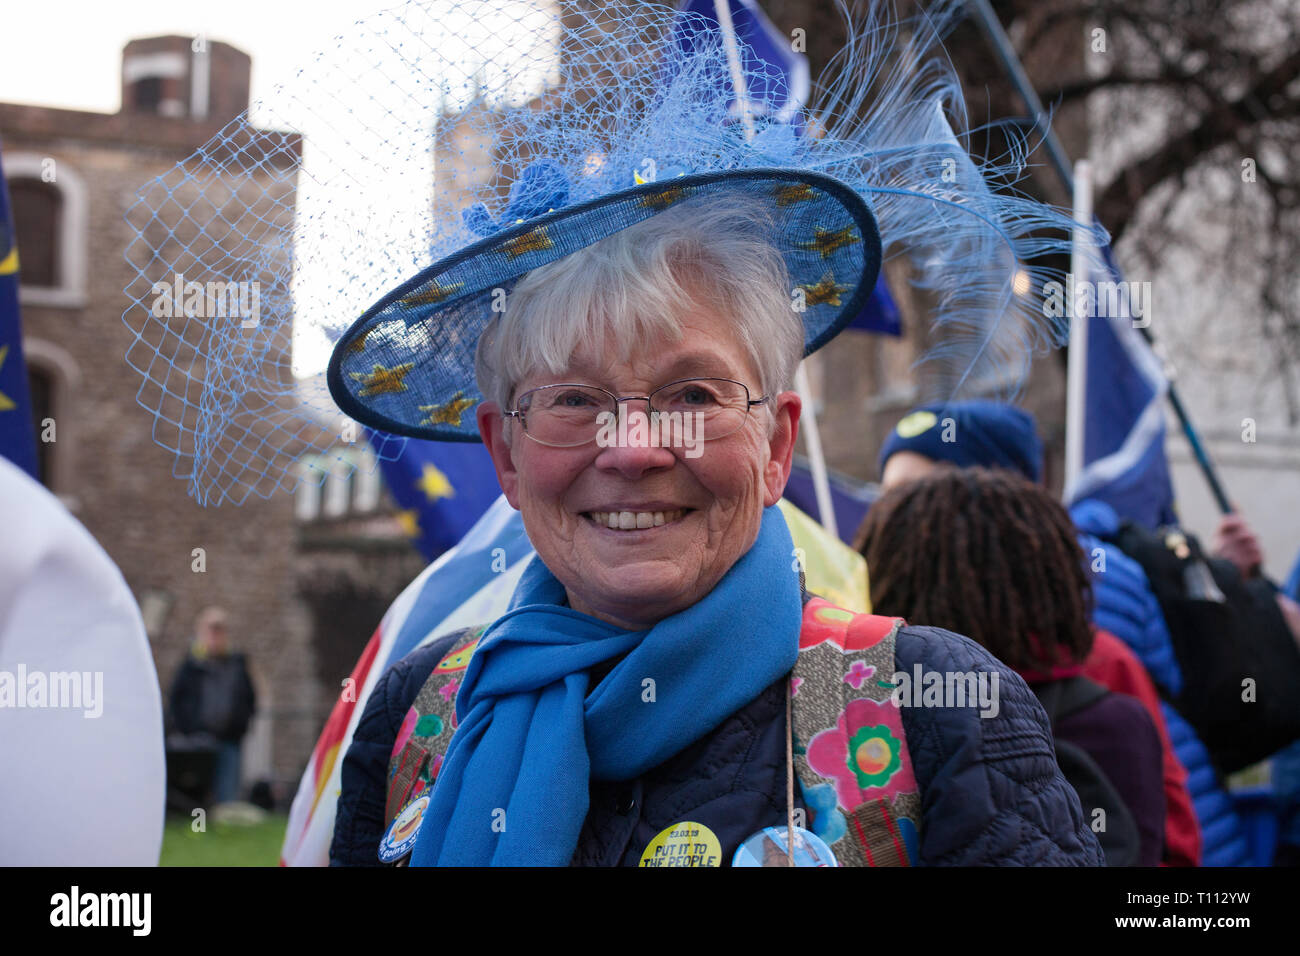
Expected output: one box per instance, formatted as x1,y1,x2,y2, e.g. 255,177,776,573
477,402,521,508
762,389,801,508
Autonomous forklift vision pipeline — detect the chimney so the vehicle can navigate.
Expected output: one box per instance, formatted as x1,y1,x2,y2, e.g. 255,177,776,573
121,35,251,125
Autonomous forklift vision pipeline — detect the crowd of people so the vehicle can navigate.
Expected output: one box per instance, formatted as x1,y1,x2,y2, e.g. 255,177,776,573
858,400,1300,866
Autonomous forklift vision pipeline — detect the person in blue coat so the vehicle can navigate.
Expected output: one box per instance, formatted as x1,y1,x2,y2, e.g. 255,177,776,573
875,400,1257,866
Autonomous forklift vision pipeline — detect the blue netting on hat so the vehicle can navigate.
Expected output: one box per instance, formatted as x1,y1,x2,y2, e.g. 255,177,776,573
121,0,1104,506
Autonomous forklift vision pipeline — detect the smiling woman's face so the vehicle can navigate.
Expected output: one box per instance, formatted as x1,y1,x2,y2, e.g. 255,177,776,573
478,306,800,631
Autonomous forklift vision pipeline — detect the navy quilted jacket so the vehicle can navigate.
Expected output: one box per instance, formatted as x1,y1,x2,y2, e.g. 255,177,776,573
1072,499,1250,866
331,616,1104,867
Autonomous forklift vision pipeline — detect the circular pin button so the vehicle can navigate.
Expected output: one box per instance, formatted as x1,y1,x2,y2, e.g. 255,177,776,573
638,821,722,867
731,825,839,867
378,792,431,864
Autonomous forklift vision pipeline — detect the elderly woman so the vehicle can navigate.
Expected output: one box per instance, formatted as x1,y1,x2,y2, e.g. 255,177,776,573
328,193,1103,867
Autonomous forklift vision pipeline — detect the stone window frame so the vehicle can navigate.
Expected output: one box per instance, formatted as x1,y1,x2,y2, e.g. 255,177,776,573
6,152,89,309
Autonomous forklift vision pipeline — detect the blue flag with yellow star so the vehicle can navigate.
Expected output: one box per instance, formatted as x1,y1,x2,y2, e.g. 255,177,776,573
366,429,502,560
0,147,39,480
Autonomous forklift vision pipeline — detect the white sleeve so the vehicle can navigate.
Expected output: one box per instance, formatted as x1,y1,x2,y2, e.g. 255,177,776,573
0,457,166,865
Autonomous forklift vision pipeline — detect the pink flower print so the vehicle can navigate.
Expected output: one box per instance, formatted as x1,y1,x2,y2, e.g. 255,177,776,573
806,697,916,811
843,660,875,690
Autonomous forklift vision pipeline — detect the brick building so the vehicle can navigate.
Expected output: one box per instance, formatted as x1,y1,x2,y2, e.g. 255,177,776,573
0,35,422,803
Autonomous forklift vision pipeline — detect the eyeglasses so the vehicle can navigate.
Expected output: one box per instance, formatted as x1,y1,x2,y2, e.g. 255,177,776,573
504,377,770,448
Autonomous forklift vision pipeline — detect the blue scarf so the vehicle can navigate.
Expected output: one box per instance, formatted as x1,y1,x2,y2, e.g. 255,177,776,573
410,505,802,866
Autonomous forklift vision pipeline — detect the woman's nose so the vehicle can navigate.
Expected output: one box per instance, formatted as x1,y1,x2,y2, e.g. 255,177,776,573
592,408,677,478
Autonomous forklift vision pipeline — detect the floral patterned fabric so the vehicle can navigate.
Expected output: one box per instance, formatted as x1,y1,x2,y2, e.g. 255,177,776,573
794,598,921,866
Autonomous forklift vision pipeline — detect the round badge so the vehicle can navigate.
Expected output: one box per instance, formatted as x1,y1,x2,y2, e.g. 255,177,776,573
894,410,938,439
731,826,839,867
378,792,431,864
637,821,722,867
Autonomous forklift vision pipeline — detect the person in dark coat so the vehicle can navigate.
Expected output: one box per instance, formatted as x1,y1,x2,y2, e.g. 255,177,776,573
878,398,1201,868
169,607,256,804
857,467,1167,865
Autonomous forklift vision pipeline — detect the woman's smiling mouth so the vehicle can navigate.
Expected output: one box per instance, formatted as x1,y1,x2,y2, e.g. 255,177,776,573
582,508,693,530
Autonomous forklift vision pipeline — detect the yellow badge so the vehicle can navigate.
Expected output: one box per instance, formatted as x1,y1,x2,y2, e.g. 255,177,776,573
638,821,722,867
895,409,938,439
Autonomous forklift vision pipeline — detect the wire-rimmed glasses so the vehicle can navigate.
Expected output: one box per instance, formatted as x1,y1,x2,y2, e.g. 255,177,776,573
504,377,769,448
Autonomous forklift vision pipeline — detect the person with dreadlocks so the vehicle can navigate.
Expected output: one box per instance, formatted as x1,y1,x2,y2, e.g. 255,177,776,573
856,467,1167,866
874,400,1204,866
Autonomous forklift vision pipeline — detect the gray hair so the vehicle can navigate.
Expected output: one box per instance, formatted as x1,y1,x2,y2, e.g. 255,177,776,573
474,192,803,439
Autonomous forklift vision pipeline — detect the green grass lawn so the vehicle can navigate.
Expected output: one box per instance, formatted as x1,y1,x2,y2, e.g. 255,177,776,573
160,812,289,867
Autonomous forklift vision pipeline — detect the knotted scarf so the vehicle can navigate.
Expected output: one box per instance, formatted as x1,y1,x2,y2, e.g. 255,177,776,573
410,505,802,866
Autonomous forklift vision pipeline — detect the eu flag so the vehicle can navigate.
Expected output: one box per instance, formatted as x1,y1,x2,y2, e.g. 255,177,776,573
366,429,503,561
0,145,39,480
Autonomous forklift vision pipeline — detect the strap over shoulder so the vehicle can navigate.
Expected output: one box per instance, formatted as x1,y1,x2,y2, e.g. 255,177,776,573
791,596,922,866
383,626,485,828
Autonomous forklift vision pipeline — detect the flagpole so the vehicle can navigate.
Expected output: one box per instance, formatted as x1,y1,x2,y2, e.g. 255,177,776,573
1063,159,1091,500
966,0,1234,516
712,0,838,537
794,364,839,539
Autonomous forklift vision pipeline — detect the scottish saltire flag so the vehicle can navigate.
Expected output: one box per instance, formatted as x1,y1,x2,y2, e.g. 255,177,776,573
0,148,39,479
366,429,501,561
1065,244,1177,529
673,0,902,336
279,494,869,865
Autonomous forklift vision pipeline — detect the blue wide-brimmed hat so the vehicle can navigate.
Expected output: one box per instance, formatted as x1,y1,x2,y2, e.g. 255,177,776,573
122,0,1099,504
328,165,881,441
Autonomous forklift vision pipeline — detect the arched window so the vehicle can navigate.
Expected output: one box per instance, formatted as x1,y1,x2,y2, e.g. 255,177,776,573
9,179,61,288
4,154,88,308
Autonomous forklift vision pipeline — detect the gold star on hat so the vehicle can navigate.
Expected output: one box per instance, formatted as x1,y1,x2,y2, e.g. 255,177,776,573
419,391,476,427
799,272,851,307
796,225,861,259
637,186,690,211
343,328,373,356
501,226,554,260
399,279,465,308
773,183,816,206
350,362,415,397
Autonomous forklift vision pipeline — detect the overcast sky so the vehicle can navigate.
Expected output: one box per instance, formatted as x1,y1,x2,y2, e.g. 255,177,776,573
0,0,406,114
